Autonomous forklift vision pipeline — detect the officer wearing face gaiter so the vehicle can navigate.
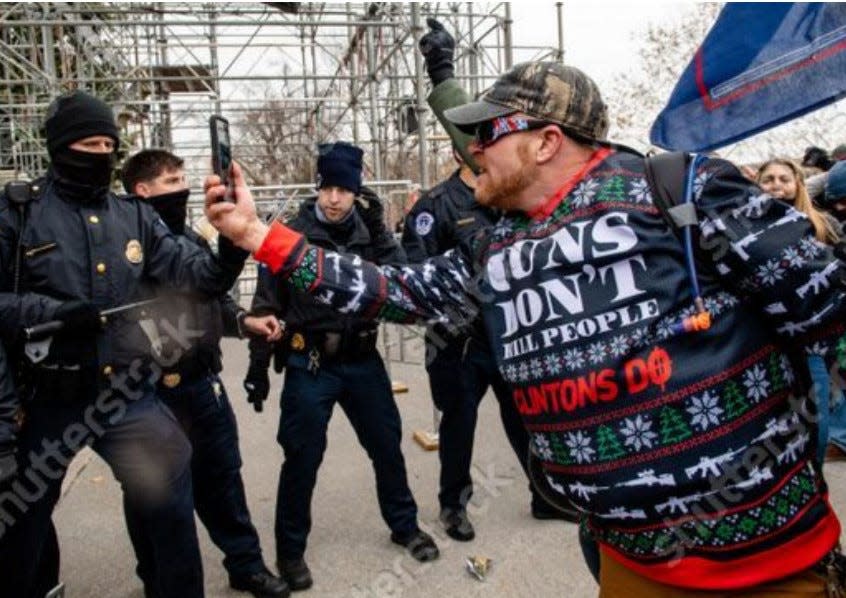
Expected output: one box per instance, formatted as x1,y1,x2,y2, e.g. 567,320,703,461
120,149,288,598
0,91,249,598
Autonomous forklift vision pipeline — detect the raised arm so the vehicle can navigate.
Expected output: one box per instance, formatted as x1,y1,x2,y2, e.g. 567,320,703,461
140,199,248,297
204,163,480,328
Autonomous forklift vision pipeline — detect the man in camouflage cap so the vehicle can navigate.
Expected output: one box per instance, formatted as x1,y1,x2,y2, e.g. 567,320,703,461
205,21,846,597
444,60,610,144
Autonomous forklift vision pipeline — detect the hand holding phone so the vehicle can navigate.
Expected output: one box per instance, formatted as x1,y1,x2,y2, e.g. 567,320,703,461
210,115,234,201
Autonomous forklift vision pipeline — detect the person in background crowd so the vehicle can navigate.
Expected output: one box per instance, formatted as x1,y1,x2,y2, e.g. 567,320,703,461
802,145,835,173
816,160,846,462
756,158,840,244
244,142,438,593
121,149,289,598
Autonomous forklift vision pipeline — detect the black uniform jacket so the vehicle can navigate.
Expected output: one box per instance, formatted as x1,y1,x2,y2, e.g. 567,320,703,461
144,228,244,376
401,169,497,263
401,169,497,348
248,198,404,367
0,174,247,375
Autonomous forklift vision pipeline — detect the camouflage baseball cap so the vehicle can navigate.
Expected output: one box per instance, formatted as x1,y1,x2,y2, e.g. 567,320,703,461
444,61,609,143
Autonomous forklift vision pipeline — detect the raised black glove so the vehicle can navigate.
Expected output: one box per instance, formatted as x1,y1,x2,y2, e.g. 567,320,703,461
419,18,455,86
243,362,270,413
53,300,102,335
0,445,17,485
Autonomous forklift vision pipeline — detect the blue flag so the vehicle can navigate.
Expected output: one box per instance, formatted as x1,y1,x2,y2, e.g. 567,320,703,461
650,3,846,152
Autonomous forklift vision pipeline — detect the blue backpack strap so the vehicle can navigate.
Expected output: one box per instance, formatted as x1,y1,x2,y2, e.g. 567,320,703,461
645,152,715,335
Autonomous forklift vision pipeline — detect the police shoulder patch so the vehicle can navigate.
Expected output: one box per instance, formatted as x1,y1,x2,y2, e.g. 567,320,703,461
414,211,435,236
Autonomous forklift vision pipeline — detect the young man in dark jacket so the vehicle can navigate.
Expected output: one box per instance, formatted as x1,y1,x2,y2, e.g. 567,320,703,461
244,142,438,592
121,150,289,598
206,49,846,596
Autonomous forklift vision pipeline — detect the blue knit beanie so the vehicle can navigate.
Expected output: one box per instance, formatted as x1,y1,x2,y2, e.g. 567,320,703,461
825,161,846,204
316,142,363,194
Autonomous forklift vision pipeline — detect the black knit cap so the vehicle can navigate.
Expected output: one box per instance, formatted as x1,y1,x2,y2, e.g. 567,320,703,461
42,91,119,156
316,141,363,193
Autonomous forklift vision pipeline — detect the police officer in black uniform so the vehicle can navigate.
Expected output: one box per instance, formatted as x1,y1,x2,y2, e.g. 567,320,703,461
0,91,247,598
244,142,438,591
402,152,573,541
120,149,289,598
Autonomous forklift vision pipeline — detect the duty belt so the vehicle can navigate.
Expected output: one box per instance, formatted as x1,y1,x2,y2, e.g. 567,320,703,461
288,329,378,364
31,362,154,404
158,358,214,389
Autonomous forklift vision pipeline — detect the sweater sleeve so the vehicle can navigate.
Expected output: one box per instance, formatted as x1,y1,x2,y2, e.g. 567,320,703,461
254,221,480,327
426,78,479,172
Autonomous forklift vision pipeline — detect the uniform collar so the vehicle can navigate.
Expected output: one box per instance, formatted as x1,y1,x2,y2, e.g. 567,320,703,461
301,201,371,247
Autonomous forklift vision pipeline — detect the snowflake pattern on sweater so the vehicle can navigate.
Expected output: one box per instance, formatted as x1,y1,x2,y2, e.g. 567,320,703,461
261,149,846,589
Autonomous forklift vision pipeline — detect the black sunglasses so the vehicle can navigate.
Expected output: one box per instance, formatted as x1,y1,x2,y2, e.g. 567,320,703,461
474,117,555,148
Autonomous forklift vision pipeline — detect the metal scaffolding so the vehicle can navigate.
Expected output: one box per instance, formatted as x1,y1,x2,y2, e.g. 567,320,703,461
0,2,564,424
0,2,563,214
0,0,563,319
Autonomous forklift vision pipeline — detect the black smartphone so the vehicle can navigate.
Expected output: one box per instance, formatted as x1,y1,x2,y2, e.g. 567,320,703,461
209,115,233,197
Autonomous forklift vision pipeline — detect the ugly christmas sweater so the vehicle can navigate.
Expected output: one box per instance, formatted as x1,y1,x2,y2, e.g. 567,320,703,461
255,148,845,590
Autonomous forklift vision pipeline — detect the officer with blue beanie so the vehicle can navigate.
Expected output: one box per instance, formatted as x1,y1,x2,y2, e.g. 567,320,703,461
245,141,439,592
315,141,362,193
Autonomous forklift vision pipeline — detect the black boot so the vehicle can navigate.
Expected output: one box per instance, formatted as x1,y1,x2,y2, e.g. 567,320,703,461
440,508,475,542
230,566,290,598
390,529,440,562
277,558,313,592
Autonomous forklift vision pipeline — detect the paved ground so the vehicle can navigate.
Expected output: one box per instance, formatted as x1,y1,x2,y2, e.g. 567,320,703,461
54,337,846,598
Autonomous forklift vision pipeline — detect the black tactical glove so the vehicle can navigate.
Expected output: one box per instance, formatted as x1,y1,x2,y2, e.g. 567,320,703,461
356,187,386,236
243,362,270,413
419,18,455,86
53,300,102,335
0,444,17,485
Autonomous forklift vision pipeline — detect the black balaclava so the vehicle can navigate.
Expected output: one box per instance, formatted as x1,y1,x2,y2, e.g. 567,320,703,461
42,91,119,202
145,189,190,235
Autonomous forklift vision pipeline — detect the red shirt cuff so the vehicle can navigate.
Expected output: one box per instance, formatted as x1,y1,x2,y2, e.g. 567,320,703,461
253,221,304,274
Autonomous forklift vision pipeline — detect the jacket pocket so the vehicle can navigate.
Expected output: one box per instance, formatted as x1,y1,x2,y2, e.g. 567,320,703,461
24,242,58,259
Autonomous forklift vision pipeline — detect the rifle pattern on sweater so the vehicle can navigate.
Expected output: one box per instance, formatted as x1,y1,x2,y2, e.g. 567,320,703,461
265,150,846,587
